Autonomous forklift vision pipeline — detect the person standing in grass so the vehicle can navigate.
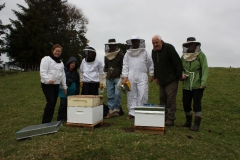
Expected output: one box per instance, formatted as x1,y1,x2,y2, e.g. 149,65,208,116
57,56,80,121
40,44,67,124
151,35,183,126
104,39,124,119
122,35,154,119
180,37,209,131
79,46,104,95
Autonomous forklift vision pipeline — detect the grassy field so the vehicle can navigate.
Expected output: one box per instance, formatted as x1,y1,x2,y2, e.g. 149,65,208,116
0,68,239,160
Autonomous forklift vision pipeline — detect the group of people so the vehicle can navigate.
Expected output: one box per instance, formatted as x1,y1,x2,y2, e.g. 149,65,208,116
40,35,208,132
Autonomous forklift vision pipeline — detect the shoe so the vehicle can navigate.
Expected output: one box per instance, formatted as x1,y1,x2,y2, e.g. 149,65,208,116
180,115,192,127
104,112,119,119
104,113,115,119
190,116,201,131
113,112,119,117
127,115,134,120
165,120,174,126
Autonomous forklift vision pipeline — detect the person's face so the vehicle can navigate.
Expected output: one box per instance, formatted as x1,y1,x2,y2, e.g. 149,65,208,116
131,39,140,49
109,44,117,52
52,47,62,57
152,37,163,50
88,51,95,58
69,62,76,69
186,43,197,53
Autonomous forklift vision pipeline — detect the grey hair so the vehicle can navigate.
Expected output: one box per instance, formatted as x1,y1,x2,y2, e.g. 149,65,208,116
153,35,162,41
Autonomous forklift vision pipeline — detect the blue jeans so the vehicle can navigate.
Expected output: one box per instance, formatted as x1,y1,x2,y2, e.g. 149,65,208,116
107,78,121,111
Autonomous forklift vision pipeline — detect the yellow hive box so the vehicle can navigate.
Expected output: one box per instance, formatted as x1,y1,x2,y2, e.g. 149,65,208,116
68,95,103,107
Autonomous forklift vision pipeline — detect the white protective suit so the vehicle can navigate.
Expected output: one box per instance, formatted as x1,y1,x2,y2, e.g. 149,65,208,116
122,48,154,116
80,59,104,83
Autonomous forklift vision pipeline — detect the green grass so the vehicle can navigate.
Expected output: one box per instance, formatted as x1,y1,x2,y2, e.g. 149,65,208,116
0,68,240,160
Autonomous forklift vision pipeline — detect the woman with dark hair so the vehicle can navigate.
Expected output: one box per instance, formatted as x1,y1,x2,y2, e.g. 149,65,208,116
40,44,67,124
57,56,79,121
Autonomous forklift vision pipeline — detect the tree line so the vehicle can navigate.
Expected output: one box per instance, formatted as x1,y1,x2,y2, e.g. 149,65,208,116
0,0,129,68
1,0,89,66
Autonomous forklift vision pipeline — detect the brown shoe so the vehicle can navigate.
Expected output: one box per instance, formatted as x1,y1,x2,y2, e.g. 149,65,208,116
104,113,115,119
113,112,119,117
127,115,134,120
165,120,174,126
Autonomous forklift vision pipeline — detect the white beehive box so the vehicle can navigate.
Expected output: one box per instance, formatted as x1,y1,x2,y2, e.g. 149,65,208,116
134,104,165,127
67,95,103,124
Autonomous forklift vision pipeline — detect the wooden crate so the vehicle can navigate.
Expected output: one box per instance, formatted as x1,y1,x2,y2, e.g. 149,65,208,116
66,120,103,130
134,126,165,135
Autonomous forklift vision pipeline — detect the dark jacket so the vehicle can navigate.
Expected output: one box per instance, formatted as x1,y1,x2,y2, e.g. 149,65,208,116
61,57,80,96
152,42,183,86
104,51,124,79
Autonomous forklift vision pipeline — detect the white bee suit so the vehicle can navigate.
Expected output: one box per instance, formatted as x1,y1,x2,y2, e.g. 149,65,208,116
122,48,154,116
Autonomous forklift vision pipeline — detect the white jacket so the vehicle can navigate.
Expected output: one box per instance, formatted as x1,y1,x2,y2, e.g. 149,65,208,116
40,56,67,89
122,48,154,82
80,58,103,82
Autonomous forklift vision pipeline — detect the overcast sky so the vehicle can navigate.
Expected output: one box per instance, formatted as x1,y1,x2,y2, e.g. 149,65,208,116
1,0,240,67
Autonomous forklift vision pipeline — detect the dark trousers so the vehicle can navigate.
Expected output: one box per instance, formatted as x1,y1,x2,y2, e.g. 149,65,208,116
159,80,179,121
81,82,99,95
57,97,67,121
182,89,204,113
41,83,59,123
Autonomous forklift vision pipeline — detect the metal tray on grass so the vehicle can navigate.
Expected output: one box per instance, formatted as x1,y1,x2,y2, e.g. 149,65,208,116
16,121,62,140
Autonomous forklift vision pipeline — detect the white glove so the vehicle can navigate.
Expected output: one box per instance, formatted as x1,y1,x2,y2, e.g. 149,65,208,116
79,72,83,83
117,76,123,90
103,72,107,88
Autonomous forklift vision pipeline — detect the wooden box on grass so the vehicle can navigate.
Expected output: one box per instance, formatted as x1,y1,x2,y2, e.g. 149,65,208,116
134,104,165,127
67,95,103,124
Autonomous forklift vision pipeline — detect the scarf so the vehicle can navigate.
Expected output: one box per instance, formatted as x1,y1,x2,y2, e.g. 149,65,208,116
105,49,120,60
50,54,61,63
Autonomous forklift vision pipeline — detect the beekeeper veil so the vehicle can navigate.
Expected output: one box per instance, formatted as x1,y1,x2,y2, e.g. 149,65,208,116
182,37,201,53
83,46,96,62
126,35,145,49
182,37,202,62
105,38,120,52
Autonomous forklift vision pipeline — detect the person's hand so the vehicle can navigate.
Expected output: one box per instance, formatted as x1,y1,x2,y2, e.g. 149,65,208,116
182,74,188,80
122,77,128,85
99,84,103,90
149,76,154,82
64,89,67,95
200,86,205,89
80,82,83,88
155,79,159,85
49,79,55,84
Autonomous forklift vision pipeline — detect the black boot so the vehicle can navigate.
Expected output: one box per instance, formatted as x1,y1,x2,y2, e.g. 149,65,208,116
190,116,201,131
180,115,192,127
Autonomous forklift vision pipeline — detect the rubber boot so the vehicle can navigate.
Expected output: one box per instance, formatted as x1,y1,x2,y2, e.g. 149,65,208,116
180,115,192,127
190,116,201,131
